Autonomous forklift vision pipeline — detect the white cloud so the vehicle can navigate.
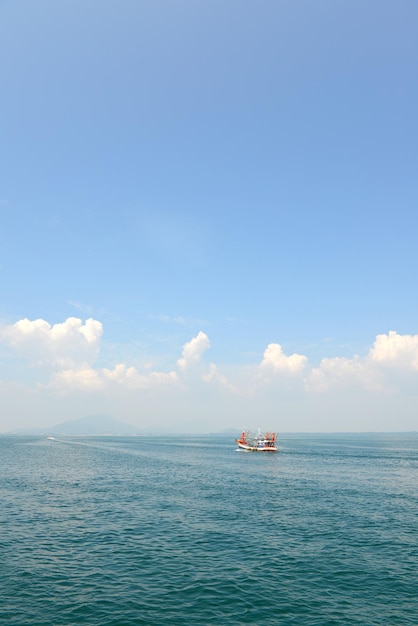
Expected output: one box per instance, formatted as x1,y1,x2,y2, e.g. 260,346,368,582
177,331,210,370
1,316,182,396
2,317,418,432
102,364,179,390
305,330,418,393
259,343,307,376
369,330,418,369
48,364,180,393
49,367,104,392
176,331,237,390
1,317,103,369
305,356,373,393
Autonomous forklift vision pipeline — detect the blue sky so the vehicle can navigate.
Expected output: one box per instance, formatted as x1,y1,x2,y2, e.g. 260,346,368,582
1,0,418,432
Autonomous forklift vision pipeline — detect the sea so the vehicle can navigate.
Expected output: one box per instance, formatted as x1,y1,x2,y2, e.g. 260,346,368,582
1,433,417,625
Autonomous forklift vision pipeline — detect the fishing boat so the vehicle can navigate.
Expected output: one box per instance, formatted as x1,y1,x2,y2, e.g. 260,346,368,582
236,429,277,452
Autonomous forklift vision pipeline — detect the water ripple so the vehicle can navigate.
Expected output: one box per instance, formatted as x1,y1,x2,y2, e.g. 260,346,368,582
1,434,417,625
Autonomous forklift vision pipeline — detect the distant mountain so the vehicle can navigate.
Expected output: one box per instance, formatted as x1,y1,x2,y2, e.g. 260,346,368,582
5,418,241,437
43,414,138,435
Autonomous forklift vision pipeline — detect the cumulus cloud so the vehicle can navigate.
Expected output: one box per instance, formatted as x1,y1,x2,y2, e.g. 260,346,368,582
1,317,103,369
3,316,418,415
305,330,418,393
1,316,184,395
177,331,210,370
175,331,237,390
259,343,307,376
369,330,418,369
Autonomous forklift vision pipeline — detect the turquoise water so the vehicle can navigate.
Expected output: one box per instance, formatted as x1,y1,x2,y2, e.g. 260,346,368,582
1,433,417,625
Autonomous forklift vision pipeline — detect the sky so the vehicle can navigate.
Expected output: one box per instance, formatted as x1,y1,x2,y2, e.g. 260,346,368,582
1,0,418,433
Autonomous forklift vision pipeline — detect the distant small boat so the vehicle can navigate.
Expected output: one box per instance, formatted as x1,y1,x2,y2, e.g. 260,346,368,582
236,429,277,452
47,436,55,440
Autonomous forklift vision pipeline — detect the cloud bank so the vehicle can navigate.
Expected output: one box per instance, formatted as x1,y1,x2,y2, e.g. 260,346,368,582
1,318,418,432
306,330,418,393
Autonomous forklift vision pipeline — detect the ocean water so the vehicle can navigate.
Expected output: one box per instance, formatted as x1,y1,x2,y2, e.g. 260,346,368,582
1,433,417,625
